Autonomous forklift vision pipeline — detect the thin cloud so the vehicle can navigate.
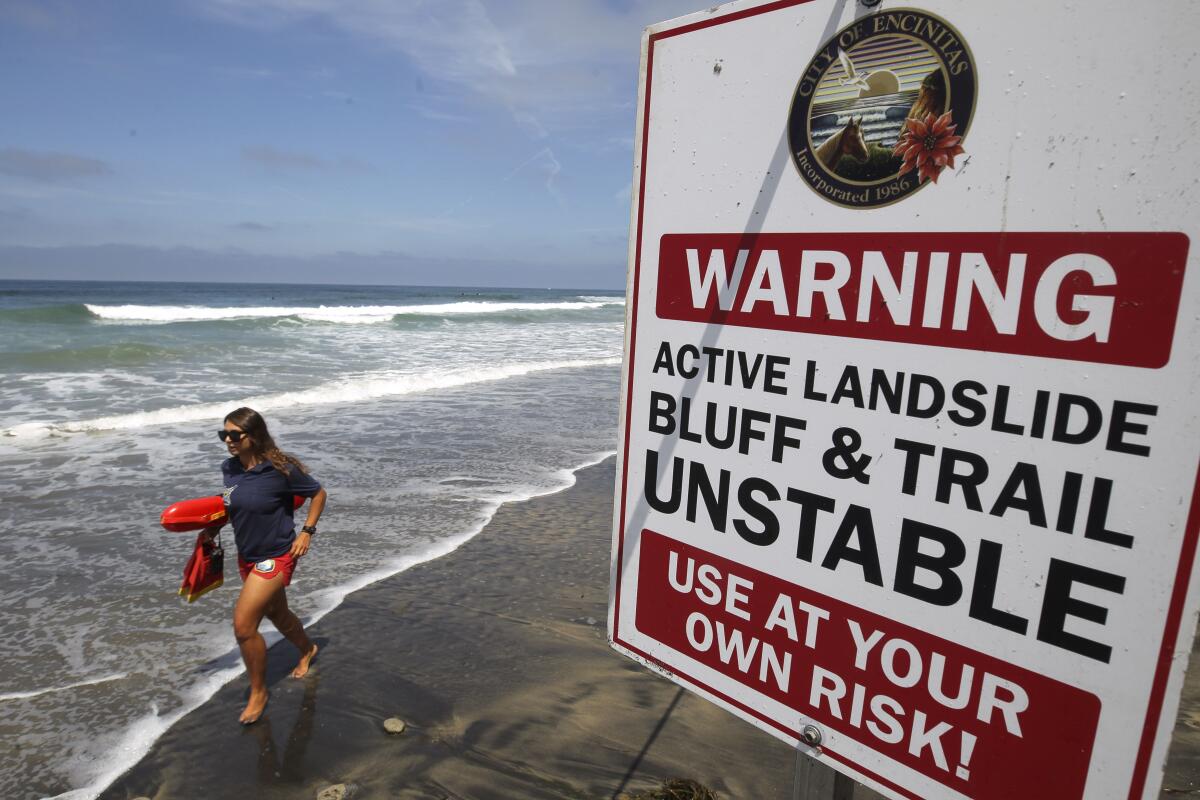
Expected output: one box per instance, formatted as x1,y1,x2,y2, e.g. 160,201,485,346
505,147,563,205
513,110,548,140
573,226,627,245
195,0,705,139
443,145,565,218
242,145,325,170
0,148,112,182
377,216,490,233
540,149,563,206
409,104,473,124
241,146,371,173
0,206,35,235
200,0,517,85
0,0,79,33
337,157,373,173
215,65,278,80
233,221,273,231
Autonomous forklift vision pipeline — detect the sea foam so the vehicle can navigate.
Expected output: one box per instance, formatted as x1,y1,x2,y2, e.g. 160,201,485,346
56,451,616,800
0,673,130,703
3,357,622,438
85,299,624,324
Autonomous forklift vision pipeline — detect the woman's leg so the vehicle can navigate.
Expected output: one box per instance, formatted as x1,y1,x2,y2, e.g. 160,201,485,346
233,572,286,723
264,586,319,678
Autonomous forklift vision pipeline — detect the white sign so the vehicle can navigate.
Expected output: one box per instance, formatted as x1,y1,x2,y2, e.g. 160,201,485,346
608,2,1200,799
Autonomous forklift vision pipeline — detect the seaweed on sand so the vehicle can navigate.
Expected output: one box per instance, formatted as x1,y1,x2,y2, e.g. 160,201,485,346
618,778,720,800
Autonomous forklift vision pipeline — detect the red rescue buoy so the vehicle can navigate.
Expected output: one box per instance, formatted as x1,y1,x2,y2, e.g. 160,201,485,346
160,494,305,532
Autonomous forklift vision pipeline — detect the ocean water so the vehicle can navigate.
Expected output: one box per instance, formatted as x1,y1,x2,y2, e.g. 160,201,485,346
810,89,919,150
0,279,625,799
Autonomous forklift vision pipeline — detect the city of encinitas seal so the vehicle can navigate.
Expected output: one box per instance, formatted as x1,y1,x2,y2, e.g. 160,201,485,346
787,8,977,209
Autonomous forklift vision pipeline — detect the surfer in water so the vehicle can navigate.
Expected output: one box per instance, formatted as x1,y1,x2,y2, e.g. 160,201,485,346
203,407,327,725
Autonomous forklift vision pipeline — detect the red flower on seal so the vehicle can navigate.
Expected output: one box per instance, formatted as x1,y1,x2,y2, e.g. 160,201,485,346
893,111,965,184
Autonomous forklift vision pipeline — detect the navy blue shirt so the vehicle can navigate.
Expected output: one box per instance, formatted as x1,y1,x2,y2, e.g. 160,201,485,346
222,457,322,562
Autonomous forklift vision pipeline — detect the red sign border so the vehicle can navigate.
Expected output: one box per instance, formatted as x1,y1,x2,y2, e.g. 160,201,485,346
610,3,1200,799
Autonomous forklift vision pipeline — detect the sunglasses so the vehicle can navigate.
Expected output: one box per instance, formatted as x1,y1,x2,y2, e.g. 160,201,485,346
217,430,249,443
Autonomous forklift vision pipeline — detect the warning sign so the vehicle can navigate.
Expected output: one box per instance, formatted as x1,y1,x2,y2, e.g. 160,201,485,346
608,2,1200,800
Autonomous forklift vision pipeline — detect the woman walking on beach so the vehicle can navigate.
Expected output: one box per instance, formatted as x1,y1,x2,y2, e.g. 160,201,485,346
204,407,327,725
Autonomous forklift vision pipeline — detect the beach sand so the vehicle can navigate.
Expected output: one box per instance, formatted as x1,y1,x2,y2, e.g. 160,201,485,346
98,459,801,800
97,458,1200,800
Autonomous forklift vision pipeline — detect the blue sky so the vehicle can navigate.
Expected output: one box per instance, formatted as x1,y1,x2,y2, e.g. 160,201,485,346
0,0,703,287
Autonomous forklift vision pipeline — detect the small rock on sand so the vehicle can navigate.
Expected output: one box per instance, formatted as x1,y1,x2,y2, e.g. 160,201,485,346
383,717,407,735
317,783,352,800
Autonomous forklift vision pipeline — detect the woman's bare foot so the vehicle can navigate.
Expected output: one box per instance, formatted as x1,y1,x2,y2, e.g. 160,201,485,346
291,643,318,678
239,689,269,725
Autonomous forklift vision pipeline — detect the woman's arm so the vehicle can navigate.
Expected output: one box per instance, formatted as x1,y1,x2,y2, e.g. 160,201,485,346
290,487,327,557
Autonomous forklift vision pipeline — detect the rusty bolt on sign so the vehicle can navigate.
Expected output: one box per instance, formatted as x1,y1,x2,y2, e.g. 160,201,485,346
800,724,823,747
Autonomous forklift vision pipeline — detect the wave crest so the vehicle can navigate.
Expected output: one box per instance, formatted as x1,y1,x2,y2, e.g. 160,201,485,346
84,300,624,325
0,304,94,324
3,357,622,438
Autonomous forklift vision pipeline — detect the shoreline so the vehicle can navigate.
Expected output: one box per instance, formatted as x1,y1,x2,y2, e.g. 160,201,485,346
95,456,800,800
69,450,616,800
2,358,622,440
91,454,1200,800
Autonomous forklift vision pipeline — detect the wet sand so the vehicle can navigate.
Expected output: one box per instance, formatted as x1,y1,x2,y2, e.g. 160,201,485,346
98,459,799,800
97,457,1200,799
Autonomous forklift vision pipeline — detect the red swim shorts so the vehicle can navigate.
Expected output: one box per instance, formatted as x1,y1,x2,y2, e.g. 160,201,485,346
238,552,298,586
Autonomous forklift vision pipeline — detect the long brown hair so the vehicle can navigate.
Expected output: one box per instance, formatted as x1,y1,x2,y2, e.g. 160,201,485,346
224,407,309,478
